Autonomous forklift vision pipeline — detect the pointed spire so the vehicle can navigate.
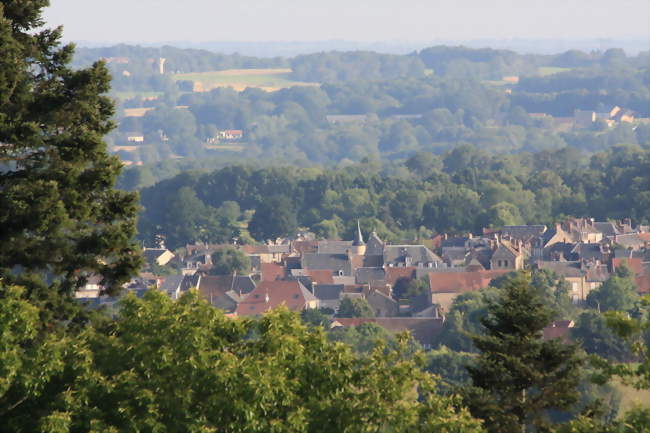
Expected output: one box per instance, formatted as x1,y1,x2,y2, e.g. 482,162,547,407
353,220,365,246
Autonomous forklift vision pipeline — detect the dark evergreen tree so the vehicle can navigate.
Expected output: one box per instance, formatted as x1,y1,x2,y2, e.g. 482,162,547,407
0,1,141,314
463,272,584,432
248,195,298,241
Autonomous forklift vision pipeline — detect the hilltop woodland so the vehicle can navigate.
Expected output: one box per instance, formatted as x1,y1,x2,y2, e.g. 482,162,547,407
1,1,650,432
137,144,650,248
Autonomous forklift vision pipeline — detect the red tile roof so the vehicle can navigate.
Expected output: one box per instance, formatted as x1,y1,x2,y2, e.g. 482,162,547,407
612,258,644,275
235,280,316,316
385,267,417,285
636,275,650,294
543,320,574,342
304,269,335,285
260,262,286,281
428,270,509,294
292,240,319,255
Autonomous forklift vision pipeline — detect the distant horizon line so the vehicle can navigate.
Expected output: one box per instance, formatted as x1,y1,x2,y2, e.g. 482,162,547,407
69,36,650,45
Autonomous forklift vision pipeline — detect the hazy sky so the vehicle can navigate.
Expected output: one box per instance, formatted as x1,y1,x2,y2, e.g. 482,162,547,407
44,0,650,43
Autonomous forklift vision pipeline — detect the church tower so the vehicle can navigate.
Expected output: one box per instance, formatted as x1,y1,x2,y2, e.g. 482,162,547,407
351,220,366,255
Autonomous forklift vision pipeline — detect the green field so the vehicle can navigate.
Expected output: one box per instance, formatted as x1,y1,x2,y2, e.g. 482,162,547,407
538,66,573,76
172,68,318,92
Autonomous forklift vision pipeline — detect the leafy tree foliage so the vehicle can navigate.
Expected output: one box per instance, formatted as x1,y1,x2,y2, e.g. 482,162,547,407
300,308,331,328
1,289,485,433
328,322,396,354
210,247,251,276
425,347,475,390
434,288,500,352
0,1,141,306
393,276,430,301
571,311,634,362
336,297,376,318
463,272,585,432
587,263,639,313
592,295,650,390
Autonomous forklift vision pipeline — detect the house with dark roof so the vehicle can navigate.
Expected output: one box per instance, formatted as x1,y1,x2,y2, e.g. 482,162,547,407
316,240,354,254
366,289,399,317
501,225,547,243
384,245,443,268
441,247,469,267
355,267,386,285
365,231,385,255
158,274,192,300
235,280,318,316
311,284,345,310
533,224,575,258
302,253,352,276
143,247,175,267
571,243,609,263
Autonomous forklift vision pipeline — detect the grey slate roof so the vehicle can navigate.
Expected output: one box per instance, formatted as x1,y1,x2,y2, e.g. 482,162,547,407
366,232,385,255
593,222,620,237
384,245,442,265
159,275,185,296
312,284,344,301
302,253,352,275
614,234,648,250
441,237,470,248
355,267,386,284
537,261,584,278
232,276,257,294
502,225,547,242
571,243,606,262
491,244,518,260
317,240,353,254
442,247,469,263
544,242,577,261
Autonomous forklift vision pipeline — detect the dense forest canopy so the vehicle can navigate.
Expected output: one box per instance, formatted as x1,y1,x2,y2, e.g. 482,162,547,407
137,144,650,248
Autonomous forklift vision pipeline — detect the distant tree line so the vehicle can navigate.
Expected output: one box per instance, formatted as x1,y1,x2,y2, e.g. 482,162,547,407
112,69,650,166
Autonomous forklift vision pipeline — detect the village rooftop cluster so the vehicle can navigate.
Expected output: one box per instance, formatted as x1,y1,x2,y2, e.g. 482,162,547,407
77,218,650,347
